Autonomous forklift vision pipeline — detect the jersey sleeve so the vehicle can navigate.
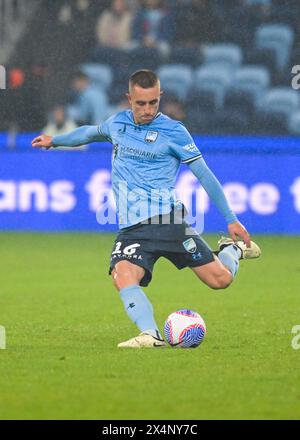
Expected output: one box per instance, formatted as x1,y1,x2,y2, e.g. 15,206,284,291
168,122,202,164
98,114,117,142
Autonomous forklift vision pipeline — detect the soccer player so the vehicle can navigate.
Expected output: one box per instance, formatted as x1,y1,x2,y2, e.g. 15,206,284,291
32,70,261,348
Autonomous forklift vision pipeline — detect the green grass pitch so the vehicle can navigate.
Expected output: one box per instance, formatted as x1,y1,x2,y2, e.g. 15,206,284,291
0,233,299,420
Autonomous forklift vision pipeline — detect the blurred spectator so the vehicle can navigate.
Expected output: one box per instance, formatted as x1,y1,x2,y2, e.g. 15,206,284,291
57,3,73,24
95,0,134,49
214,0,272,45
43,105,87,149
173,0,218,47
57,0,91,24
0,65,47,132
67,71,109,125
43,105,77,136
3,68,26,131
126,0,139,11
130,0,174,57
109,96,131,115
161,94,186,122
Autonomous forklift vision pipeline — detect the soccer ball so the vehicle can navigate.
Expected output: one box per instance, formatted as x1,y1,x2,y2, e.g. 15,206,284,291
164,309,206,348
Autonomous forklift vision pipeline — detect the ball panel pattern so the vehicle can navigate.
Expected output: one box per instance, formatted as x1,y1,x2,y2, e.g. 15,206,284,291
164,309,206,348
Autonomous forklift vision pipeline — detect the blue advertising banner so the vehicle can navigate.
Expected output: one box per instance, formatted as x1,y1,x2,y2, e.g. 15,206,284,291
0,136,300,233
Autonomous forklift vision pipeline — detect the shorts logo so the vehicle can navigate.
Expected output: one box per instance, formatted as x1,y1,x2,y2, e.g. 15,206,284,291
192,252,202,261
182,238,197,253
145,131,158,143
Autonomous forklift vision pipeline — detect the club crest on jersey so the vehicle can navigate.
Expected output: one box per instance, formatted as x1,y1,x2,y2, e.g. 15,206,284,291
145,130,158,143
182,238,197,253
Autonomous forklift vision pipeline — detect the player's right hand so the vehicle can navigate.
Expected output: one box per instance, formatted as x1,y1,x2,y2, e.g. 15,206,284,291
31,134,53,149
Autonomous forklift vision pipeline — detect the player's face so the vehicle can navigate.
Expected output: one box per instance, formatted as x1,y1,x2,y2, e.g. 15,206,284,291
127,84,162,125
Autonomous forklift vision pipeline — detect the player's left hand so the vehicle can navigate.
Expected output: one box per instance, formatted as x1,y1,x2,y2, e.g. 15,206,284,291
31,134,53,149
228,221,251,248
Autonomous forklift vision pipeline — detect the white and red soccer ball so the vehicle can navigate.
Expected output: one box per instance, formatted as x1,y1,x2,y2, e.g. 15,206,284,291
164,309,206,348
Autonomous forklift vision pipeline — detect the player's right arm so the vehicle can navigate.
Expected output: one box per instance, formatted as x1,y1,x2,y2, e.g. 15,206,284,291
31,125,108,149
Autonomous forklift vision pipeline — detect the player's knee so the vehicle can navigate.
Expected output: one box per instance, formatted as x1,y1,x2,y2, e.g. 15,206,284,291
111,270,119,290
216,277,232,290
111,267,140,291
209,272,232,290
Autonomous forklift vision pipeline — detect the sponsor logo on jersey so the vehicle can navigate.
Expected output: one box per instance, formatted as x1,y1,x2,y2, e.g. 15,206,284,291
145,131,158,143
182,238,197,253
120,145,157,160
183,143,198,153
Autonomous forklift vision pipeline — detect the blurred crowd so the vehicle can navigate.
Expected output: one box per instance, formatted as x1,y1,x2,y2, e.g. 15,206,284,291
1,0,300,137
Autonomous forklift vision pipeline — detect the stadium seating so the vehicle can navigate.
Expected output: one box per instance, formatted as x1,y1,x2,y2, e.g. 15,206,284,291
108,64,132,103
202,43,243,69
224,89,255,116
90,46,130,67
224,65,270,113
257,87,299,115
290,44,300,73
157,64,193,101
288,111,300,136
185,109,213,135
254,23,294,70
194,65,233,108
169,46,202,67
246,47,278,81
5,0,300,136
127,47,164,71
245,0,271,5
186,89,218,114
213,109,251,135
234,65,270,92
80,63,113,90
255,87,300,134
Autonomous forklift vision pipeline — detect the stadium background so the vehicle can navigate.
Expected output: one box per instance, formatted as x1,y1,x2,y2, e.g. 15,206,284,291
0,0,300,421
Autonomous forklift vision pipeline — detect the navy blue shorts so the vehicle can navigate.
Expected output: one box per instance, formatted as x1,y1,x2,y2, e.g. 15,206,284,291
109,212,214,287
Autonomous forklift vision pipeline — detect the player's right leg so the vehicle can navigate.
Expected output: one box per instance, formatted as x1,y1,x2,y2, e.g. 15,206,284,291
111,260,145,291
111,260,166,348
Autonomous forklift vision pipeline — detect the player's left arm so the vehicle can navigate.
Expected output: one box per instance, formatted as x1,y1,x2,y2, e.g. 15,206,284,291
32,116,113,149
188,157,251,247
168,122,250,246
32,125,107,149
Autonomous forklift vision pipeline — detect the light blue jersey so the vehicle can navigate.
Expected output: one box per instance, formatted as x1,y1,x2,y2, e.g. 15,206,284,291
52,110,237,229
98,110,202,228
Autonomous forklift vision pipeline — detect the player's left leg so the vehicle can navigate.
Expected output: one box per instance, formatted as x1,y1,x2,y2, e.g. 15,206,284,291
191,238,260,289
191,254,236,290
167,225,242,289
